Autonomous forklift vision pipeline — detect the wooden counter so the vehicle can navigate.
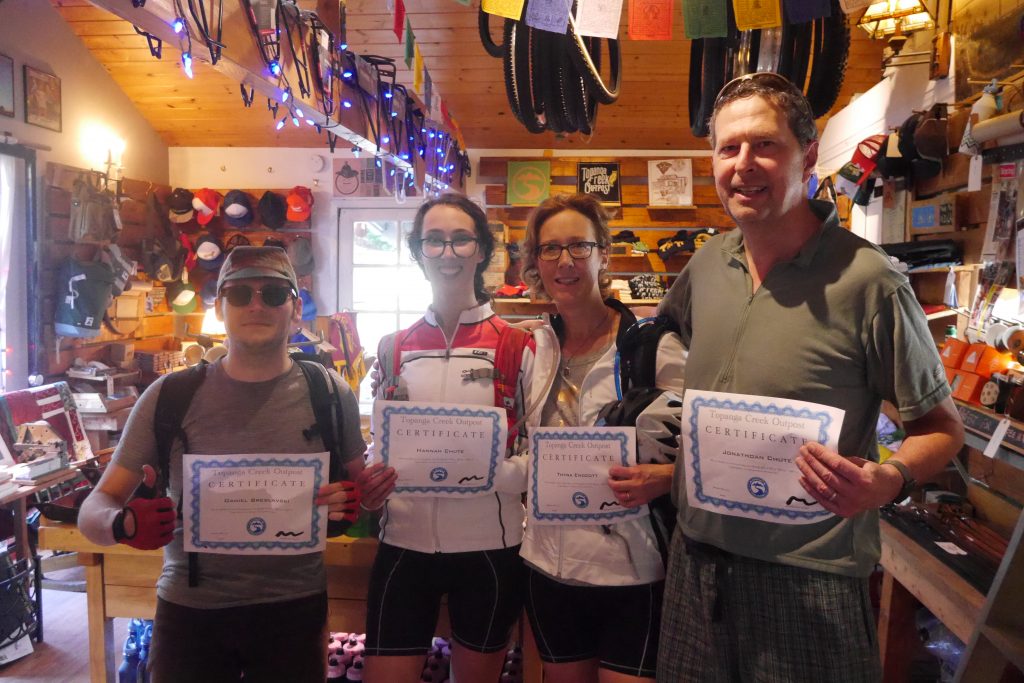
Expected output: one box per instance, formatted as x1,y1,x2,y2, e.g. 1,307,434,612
39,523,541,683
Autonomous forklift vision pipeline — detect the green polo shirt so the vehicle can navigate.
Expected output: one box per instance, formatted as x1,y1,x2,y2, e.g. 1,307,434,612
659,200,950,577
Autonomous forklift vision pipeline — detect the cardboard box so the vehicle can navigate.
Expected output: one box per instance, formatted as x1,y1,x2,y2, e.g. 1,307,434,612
940,338,969,368
969,346,1012,379
950,370,985,403
910,194,957,234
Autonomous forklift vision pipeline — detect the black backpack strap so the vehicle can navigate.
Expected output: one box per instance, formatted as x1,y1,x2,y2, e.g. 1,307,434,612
151,363,208,587
295,360,353,537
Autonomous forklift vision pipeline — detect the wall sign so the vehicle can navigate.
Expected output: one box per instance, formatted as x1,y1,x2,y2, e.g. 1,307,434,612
507,161,551,206
577,162,620,205
648,159,694,207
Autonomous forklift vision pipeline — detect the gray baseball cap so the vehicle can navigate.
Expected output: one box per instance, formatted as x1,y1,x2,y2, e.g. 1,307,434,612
216,246,298,294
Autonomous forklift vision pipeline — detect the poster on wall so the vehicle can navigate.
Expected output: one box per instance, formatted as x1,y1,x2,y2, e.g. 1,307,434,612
23,65,60,132
648,158,693,207
577,162,621,205
507,161,551,206
0,54,13,118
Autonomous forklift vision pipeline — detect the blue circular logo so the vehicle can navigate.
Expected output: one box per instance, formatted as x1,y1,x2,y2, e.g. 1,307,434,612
571,492,589,509
246,517,267,536
747,477,769,498
429,467,448,482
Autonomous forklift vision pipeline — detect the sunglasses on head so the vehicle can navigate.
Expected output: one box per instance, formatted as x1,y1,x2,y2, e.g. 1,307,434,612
220,283,296,307
713,72,805,109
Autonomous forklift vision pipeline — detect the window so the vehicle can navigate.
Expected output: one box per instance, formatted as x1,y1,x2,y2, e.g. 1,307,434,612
338,208,429,412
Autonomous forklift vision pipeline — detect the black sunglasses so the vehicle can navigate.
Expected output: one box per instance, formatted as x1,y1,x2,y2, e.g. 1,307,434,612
220,284,296,307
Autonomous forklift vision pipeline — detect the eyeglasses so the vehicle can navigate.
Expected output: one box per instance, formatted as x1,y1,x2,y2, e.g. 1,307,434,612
413,236,479,259
536,241,602,261
713,72,805,110
220,284,296,307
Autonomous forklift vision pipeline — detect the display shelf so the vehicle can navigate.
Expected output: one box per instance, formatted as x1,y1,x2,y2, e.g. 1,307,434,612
925,309,959,321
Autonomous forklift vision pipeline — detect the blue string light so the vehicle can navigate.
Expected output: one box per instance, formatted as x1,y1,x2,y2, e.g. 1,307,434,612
182,52,193,79
172,17,185,34
269,60,281,76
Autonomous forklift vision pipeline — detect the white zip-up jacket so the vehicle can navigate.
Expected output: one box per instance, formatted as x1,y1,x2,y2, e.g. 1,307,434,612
521,308,686,585
370,302,535,553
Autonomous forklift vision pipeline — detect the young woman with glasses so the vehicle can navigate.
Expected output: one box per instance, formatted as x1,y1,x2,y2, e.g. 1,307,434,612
356,193,536,683
519,193,685,683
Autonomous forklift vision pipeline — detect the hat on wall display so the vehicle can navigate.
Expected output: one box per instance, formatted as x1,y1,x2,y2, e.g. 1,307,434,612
168,281,197,314
224,233,251,252
222,190,254,228
258,190,287,230
288,237,315,277
286,186,314,222
167,187,195,223
195,234,225,271
192,188,223,226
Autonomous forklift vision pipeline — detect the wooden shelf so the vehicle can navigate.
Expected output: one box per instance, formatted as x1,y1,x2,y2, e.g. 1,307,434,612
926,309,959,321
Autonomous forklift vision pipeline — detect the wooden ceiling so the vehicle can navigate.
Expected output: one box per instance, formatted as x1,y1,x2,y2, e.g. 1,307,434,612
52,0,886,150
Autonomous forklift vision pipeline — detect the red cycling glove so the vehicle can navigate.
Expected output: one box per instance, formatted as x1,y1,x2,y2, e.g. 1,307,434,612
113,496,176,550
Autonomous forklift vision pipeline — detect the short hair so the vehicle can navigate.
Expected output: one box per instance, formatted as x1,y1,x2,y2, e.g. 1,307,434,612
709,73,818,150
521,193,612,301
407,193,495,304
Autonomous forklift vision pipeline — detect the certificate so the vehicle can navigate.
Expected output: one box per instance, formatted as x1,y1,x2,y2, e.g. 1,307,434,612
374,400,506,497
182,452,328,555
528,427,648,526
682,390,844,524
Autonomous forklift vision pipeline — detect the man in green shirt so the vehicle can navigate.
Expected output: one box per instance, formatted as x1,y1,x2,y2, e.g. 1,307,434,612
656,74,964,681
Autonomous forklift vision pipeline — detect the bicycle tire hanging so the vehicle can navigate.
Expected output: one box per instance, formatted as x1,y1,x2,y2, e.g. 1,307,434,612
483,2,621,135
687,0,850,138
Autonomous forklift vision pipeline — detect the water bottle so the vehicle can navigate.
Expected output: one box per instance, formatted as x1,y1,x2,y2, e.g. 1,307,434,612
118,618,142,683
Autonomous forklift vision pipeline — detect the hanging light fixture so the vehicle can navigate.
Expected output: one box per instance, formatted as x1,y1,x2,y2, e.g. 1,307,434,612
857,0,935,54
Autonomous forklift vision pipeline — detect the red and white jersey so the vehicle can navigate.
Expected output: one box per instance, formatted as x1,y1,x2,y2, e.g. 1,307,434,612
371,302,536,553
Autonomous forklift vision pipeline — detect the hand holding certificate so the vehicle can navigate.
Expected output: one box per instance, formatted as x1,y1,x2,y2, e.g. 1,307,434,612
373,400,507,497
681,390,845,524
182,453,329,555
528,427,648,526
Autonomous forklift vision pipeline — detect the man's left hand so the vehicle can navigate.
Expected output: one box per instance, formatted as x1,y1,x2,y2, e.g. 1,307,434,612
795,443,903,517
315,480,361,523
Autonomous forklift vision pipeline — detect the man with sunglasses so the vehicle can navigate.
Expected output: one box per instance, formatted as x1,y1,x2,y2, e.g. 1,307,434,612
80,246,366,682
656,74,964,681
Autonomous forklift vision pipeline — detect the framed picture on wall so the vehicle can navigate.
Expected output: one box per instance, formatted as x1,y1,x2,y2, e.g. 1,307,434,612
23,65,61,132
0,54,13,118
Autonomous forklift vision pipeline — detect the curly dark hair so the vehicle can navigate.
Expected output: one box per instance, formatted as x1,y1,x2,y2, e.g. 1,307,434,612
407,193,495,303
710,73,818,150
521,193,612,301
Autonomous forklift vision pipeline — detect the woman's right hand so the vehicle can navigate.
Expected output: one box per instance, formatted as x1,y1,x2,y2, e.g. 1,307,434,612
355,462,398,510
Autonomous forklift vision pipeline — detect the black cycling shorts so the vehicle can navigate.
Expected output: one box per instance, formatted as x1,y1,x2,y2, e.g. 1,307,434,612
524,566,663,678
364,542,525,656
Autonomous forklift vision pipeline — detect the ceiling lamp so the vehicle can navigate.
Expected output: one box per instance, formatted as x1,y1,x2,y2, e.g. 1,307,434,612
857,0,935,54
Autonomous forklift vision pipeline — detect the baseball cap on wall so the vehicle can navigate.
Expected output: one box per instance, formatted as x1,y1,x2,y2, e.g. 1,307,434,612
195,234,226,271
216,245,299,293
169,282,197,314
192,188,223,226
288,237,315,277
167,188,195,223
258,191,287,230
286,186,314,222
222,190,254,228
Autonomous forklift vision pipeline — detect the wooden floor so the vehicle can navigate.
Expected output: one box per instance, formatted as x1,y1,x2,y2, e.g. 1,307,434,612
0,564,130,683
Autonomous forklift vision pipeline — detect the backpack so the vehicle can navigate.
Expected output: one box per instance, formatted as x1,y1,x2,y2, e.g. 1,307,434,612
54,257,116,338
588,299,683,567
385,322,531,452
327,312,368,393
145,358,352,587
69,178,122,243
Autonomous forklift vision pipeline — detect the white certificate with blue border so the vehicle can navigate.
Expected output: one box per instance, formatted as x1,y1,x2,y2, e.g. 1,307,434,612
373,400,506,497
682,390,844,525
528,427,647,526
182,452,329,555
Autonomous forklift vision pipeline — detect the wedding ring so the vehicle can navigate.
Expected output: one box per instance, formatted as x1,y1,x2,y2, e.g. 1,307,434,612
829,491,839,502
625,492,632,503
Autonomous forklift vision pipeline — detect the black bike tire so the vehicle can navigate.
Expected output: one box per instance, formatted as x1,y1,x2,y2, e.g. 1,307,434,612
692,37,727,138
542,30,575,133
558,34,589,134
805,0,850,118
688,38,704,135
503,20,546,133
566,14,621,105
778,20,811,88
479,7,505,58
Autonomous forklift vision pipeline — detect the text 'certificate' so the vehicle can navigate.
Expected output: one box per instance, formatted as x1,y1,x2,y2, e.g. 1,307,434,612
682,390,844,524
529,427,647,526
182,452,328,555
374,400,506,497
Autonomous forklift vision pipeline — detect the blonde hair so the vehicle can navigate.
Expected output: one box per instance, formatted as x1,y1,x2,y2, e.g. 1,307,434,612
521,193,613,301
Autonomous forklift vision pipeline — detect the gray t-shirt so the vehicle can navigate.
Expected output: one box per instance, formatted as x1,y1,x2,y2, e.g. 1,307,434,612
659,200,950,577
113,360,366,608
